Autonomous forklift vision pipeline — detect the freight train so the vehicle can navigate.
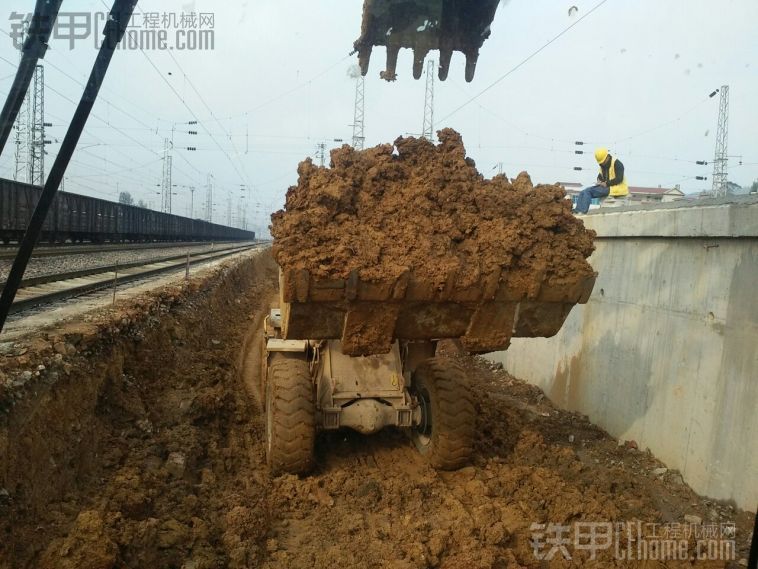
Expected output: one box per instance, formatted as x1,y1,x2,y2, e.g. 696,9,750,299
0,178,255,244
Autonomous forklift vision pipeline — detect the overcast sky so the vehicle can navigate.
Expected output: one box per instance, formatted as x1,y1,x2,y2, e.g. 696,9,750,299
1,0,756,237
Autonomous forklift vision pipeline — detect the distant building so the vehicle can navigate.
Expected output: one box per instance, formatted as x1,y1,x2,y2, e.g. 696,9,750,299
629,186,686,203
558,182,686,209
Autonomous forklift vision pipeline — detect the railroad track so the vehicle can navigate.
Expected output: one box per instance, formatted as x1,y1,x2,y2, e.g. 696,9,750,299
0,241,254,260
6,244,261,315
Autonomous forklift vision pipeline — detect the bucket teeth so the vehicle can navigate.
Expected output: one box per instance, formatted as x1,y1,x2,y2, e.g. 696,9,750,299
412,48,429,80
358,45,373,77
464,50,479,83
355,0,500,82
438,49,453,81
381,44,400,81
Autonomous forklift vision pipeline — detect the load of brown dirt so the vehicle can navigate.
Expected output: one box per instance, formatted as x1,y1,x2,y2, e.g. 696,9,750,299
271,129,596,291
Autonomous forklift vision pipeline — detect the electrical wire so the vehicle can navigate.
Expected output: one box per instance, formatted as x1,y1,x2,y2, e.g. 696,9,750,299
125,31,248,186
42,79,199,183
0,27,162,136
190,54,353,123
72,156,163,180
162,48,254,190
0,41,200,189
611,97,712,146
439,0,611,123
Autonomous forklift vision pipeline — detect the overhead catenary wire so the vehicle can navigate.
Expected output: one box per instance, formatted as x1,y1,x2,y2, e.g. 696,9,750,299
162,49,255,191
444,77,720,178
124,30,248,187
610,97,712,146
46,81,198,183
108,0,253,191
438,0,611,123
43,78,199,184
0,27,160,136
188,54,353,124
0,36,204,194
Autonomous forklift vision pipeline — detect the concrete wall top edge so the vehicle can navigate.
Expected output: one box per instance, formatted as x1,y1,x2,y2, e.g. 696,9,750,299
582,202,758,238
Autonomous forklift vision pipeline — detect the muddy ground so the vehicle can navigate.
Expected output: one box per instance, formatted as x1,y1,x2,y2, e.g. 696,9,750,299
0,251,752,568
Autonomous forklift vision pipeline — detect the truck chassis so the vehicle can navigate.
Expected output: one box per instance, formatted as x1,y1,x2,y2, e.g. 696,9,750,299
262,308,475,475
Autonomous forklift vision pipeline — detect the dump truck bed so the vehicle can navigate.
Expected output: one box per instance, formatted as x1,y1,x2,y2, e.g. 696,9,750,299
279,267,596,356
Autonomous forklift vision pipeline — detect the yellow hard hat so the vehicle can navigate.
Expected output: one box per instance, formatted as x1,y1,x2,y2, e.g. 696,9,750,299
595,148,609,164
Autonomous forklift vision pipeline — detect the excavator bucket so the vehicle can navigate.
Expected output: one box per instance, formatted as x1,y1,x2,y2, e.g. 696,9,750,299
353,0,501,82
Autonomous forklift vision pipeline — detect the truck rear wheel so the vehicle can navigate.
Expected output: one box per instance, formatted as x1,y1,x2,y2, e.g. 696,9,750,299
265,353,315,475
411,357,475,470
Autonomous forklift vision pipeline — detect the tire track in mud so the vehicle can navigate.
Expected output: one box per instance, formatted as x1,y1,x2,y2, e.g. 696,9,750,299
258,347,752,569
2,251,752,568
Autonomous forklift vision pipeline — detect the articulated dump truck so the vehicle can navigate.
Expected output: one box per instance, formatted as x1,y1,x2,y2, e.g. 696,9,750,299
262,131,597,475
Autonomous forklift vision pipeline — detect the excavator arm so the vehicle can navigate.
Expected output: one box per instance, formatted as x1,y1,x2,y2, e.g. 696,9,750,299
353,0,501,82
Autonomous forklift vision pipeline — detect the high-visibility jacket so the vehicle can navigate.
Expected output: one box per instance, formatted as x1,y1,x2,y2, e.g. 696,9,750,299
604,157,629,197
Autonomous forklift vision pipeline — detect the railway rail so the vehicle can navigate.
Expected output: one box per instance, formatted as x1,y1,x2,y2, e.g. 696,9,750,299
6,243,261,315
0,240,249,260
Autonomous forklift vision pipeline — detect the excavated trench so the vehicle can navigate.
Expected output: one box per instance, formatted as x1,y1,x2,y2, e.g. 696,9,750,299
0,251,752,569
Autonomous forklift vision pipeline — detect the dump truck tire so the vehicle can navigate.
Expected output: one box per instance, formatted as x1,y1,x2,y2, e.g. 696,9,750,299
411,357,475,470
265,353,315,475
257,335,268,413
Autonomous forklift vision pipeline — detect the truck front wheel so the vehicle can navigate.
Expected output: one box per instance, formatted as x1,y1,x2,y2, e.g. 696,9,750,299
265,353,315,475
411,357,476,470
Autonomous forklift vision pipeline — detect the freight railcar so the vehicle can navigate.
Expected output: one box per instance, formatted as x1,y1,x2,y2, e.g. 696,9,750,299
0,178,255,244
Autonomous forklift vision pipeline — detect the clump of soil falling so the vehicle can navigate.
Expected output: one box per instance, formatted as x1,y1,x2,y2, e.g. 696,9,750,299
271,129,596,289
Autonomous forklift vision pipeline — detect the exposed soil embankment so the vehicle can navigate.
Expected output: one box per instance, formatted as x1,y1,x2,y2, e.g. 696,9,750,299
0,250,751,568
0,251,278,569
271,129,595,290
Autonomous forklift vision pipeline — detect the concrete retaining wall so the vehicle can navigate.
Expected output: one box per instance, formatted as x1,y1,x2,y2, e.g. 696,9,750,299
489,197,758,510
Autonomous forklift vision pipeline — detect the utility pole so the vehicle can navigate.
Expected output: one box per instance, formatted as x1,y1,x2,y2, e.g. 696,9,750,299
161,138,173,213
189,186,195,218
351,76,366,150
711,85,730,197
421,59,435,141
227,192,232,226
205,174,213,223
29,65,46,185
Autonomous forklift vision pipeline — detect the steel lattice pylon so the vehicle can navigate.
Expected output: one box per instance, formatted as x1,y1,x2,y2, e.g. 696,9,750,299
315,142,326,167
29,65,46,186
13,19,31,183
13,86,30,183
351,76,366,150
205,174,213,223
421,59,435,141
711,85,730,197
161,138,173,213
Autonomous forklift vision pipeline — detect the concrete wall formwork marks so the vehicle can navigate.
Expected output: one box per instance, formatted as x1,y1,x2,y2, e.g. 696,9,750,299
489,198,758,511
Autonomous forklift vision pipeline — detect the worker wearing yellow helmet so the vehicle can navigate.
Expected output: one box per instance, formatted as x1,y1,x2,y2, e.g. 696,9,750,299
574,148,629,214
